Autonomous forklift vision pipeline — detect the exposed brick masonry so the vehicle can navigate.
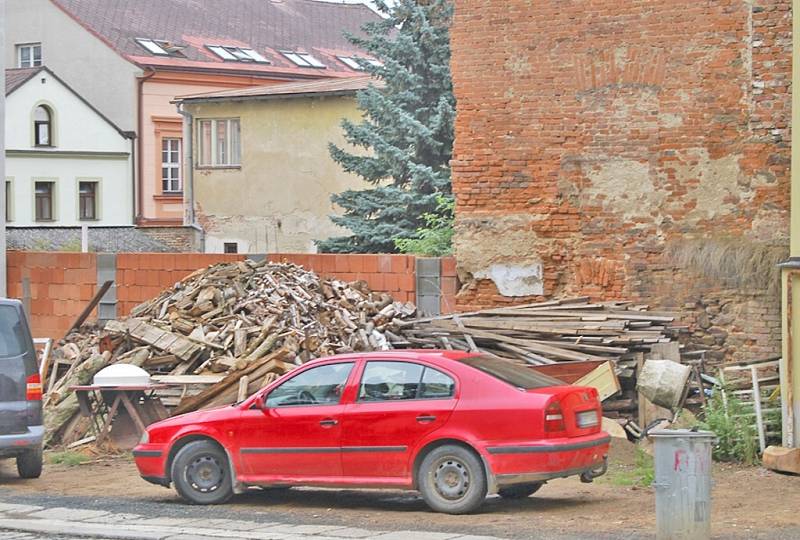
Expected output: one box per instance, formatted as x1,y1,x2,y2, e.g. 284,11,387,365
450,0,791,364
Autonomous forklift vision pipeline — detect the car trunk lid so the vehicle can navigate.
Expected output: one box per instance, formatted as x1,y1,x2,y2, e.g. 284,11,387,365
530,385,603,438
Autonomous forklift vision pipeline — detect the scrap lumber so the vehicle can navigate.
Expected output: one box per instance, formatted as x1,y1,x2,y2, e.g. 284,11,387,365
574,361,621,402
42,260,419,447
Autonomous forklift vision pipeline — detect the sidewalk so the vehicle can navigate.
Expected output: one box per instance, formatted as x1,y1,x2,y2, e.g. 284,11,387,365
0,503,504,540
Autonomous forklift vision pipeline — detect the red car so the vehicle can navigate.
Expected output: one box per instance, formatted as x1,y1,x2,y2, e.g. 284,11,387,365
134,351,609,514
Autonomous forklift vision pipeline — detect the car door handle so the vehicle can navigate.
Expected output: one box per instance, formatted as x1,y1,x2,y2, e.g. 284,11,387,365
319,418,338,427
416,415,436,423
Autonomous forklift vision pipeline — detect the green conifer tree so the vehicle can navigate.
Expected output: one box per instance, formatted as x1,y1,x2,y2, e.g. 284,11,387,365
317,0,454,253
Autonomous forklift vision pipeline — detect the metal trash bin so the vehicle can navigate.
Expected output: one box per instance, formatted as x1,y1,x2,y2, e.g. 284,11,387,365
649,429,716,540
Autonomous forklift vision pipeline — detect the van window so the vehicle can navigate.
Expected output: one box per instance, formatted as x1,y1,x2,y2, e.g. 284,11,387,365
0,306,26,357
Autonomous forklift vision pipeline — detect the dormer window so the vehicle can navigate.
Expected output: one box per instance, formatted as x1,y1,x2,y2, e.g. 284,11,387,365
34,105,52,147
207,45,269,63
282,51,325,68
136,38,186,57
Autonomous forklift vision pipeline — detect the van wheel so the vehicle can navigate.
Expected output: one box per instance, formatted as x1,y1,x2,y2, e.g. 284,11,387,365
17,448,43,479
171,440,233,505
418,444,487,514
498,482,543,499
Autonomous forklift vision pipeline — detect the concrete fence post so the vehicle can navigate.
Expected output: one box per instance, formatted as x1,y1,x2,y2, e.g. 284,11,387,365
96,253,117,324
416,257,442,317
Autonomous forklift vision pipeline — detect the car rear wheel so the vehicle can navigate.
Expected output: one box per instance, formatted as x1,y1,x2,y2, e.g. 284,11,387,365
171,440,233,505
418,444,487,514
16,448,42,479
497,482,543,499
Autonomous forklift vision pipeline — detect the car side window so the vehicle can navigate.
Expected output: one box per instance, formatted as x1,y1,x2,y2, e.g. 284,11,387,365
266,362,354,408
359,362,423,401
358,362,456,402
419,367,456,399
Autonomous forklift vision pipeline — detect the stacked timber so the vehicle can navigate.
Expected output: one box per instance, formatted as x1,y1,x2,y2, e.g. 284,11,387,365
43,260,417,447
392,297,681,419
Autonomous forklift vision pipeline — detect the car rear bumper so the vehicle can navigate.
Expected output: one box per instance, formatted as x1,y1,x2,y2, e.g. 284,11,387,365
483,432,610,487
0,425,43,457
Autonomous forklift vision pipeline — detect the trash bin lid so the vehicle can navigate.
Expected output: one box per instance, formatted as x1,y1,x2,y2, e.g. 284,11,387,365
648,428,716,439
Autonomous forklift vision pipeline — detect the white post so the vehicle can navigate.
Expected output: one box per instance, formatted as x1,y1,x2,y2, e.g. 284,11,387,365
81,224,89,252
0,0,7,298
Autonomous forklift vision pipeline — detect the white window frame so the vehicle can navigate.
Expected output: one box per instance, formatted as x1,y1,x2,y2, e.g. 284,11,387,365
338,56,363,70
77,178,101,221
197,119,241,167
17,43,42,68
5,178,13,223
207,45,269,63
161,138,182,192
281,51,325,68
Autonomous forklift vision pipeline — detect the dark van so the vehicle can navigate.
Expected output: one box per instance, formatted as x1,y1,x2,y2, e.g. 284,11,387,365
0,299,43,478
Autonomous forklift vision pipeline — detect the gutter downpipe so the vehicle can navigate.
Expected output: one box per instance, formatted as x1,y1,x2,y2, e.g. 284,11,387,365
176,101,205,252
136,67,156,225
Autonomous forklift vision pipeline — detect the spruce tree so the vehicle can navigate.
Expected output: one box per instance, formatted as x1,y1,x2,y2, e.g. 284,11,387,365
317,0,454,254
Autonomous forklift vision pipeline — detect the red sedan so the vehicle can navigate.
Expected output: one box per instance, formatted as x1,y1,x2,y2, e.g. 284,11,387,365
134,351,610,514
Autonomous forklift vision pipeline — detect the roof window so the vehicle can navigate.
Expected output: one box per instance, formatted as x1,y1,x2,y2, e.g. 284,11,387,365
337,56,382,70
136,38,186,57
282,51,326,68
207,45,269,63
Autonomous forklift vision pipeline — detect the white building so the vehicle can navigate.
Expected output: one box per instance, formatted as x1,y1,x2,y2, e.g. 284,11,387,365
5,67,134,227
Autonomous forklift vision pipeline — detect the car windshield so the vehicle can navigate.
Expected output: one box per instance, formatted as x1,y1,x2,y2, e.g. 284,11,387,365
0,305,26,357
460,354,563,389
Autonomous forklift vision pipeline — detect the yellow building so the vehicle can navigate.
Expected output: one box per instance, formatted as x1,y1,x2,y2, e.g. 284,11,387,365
176,77,375,254
774,1,800,461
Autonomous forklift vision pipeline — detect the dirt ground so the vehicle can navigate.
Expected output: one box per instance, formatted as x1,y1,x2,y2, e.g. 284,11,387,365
1,440,798,538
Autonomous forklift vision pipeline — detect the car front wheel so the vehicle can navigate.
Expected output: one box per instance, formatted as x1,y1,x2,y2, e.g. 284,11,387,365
497,482,543,499
418,444,487,514
171,440,233,505
16,448,43,479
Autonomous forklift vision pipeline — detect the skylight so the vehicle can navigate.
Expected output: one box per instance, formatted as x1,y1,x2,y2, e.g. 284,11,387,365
136,38,169,56
207,45,270,63
338,56,383,70
282,51,326,68
136,38,187,57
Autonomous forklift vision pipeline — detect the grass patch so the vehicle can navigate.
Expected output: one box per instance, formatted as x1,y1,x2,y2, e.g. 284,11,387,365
603,448,654,488
47,451,91,467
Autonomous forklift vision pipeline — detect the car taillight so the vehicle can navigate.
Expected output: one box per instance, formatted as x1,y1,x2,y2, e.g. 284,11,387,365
544,401,565,433
26,373,42,401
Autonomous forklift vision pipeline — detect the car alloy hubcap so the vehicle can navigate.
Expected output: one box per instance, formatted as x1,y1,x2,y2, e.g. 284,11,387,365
186,454,223,493
433,458,470,500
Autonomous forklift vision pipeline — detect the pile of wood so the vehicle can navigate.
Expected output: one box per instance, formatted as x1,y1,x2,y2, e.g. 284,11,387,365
392,297,681,419
43,260,416,447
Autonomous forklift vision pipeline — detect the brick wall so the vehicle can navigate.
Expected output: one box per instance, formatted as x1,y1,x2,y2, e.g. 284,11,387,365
7,252,427,339
6,252,97,338
450,0,791,364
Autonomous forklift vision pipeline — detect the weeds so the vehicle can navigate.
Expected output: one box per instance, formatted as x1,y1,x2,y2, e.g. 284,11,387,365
605,448,654,488
698,388,760,465
47,451,90,467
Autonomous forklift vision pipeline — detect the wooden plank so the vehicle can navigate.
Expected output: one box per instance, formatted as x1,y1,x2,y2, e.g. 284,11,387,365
528,360,607,384
64,280,113,338
152,375,225,385
574,361,621,401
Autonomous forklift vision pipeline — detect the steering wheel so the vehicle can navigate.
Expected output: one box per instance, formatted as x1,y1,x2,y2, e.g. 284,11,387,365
297,389,317,404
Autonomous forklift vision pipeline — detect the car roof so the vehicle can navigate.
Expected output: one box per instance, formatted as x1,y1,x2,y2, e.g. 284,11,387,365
305,349,479,367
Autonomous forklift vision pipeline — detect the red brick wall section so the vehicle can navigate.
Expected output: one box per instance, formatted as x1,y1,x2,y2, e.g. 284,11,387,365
8,252,422,338
450,0,791,364
268,254,418,303
116,253,246,316
6,252,98,339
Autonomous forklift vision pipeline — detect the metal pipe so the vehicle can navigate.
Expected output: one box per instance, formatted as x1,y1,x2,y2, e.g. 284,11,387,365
175,102,205,252
135,68,156,224
0,0,6,298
